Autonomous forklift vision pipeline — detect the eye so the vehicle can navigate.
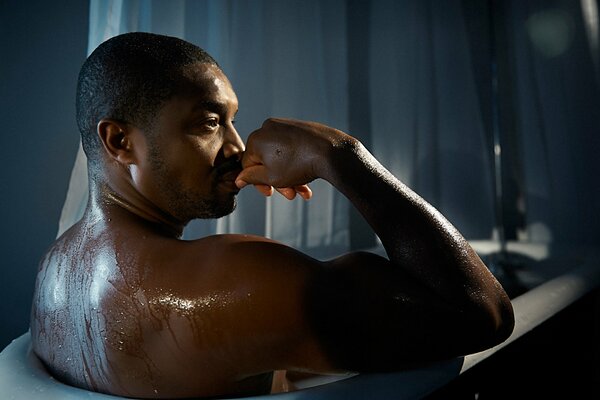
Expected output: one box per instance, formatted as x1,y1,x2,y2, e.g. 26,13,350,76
204,118,219,129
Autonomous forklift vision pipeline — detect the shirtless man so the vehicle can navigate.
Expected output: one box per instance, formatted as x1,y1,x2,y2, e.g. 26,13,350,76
31,32,514,399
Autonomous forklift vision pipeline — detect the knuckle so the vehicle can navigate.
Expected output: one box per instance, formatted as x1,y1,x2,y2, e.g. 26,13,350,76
263,118,276,127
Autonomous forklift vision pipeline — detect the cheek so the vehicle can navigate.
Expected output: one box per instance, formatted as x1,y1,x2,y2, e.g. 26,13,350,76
129,163,167,203
189,137,222,167
145,136,221,185
172,140,219,180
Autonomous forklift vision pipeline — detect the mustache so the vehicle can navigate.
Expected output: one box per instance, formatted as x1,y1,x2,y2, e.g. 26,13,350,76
214,158,243,177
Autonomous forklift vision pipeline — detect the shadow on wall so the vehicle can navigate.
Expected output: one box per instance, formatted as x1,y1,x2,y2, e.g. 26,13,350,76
0,0,89,350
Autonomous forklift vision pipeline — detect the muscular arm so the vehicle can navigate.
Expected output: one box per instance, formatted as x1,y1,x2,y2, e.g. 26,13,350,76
229,118,514,374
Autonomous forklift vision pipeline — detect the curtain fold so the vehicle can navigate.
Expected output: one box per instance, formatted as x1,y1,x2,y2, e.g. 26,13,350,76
508,0,600,244
369,0,497,239
58,0,600,252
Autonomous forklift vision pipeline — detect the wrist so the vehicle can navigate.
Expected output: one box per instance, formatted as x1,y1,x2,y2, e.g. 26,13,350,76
317,134,364,184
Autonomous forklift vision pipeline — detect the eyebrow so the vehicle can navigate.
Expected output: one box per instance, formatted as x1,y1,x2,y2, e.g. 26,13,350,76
195,100,237,116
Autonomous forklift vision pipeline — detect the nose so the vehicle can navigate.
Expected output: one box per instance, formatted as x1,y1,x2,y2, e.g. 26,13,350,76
222,125,245,160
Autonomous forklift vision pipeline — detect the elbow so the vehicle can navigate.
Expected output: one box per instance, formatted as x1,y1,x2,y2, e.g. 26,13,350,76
492,298,515,345
471,296,515,351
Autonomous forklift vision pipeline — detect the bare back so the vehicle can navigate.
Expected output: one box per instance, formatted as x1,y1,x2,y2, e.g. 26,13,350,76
31,210,284,398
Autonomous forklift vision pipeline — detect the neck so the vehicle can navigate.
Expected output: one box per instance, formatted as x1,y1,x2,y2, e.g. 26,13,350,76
89,178,186,238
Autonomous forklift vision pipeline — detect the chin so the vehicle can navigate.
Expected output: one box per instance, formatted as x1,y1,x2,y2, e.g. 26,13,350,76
195,197,237,220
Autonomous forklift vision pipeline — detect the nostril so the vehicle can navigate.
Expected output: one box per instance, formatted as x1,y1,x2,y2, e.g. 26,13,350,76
222,141,244,161
234,150,244,162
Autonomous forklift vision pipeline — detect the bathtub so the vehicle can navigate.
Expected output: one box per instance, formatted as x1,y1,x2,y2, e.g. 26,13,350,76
0,331,464,399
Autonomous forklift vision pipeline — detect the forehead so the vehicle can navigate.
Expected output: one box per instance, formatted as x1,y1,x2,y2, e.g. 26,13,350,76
148,63,239,133
177,62,238,107
148,64,238,133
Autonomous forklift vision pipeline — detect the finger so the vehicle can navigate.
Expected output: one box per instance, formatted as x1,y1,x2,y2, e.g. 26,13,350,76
295,185,313,200
235,165,271,188
239,143,263,169
254,184,274,197
235,178,248,189
275,187,297,200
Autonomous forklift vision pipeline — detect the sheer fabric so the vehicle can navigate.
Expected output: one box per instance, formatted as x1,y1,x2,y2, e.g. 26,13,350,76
508,0,600,244
59,0,600,254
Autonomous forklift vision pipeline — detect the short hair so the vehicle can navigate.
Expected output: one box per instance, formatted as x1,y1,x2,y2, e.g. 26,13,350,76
76,32,219,167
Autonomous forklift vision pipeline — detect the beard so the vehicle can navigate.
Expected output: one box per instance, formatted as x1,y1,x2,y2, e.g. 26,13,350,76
160,178,237,221
147,144,237,222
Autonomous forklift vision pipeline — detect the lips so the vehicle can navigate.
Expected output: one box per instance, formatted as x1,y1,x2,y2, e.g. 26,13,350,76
217,172,241,193
214,157,240,176
215,161,242,192
219,169,241,183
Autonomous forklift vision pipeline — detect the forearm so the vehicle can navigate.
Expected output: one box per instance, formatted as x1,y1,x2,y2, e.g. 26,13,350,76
321,139,511,319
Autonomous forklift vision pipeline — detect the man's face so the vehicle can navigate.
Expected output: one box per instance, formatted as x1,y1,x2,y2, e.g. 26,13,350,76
131,63,244,222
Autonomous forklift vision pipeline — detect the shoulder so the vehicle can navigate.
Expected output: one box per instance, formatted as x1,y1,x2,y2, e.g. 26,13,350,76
141,234,322,319
152,233,321,283
133,235,325,385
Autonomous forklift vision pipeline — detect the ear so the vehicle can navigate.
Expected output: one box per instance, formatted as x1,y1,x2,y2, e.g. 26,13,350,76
97,119,137,165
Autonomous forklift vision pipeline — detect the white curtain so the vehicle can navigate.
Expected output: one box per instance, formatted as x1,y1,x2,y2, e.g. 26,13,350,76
58,0,600,255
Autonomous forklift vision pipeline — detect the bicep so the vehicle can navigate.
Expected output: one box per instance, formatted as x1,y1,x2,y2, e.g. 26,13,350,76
301,251,465,372
294,251,490,373
207,240,484,377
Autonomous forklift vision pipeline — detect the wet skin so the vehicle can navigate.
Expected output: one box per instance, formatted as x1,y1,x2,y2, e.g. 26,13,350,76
31,63,514,398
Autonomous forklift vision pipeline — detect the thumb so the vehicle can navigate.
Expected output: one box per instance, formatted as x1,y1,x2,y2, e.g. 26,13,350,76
235,165,271,188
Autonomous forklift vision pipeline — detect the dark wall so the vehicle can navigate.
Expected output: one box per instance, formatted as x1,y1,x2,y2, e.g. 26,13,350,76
425,289,600,399
0,0,89,349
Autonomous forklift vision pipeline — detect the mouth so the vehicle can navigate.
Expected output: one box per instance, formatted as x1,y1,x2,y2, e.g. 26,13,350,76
215,158,242,175
215,160,242,191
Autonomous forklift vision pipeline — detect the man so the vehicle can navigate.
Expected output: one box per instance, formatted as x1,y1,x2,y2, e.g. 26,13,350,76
31,32,514,399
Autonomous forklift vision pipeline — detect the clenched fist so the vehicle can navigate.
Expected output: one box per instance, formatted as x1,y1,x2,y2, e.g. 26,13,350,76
235,118,357,200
